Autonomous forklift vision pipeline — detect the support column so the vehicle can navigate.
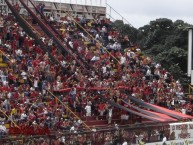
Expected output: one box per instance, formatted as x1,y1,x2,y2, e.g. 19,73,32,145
191,70,193,85
187,28,193,77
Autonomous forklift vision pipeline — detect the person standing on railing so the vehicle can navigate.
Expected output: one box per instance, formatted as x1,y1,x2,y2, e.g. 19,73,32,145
41,4,45,15
38,3,45,16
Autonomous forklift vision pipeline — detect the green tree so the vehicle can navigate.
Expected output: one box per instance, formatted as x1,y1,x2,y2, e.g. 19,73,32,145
113,18,192,86
112,20,138,43
137,18,191,82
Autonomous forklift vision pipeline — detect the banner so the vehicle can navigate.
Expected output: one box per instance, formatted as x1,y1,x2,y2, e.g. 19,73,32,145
146,138,193,145
104,99,166,122
170,122,193,140
128,96,193,120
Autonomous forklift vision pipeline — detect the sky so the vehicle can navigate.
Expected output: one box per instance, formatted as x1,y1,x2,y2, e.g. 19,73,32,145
105,0,193,28
52,0,193,28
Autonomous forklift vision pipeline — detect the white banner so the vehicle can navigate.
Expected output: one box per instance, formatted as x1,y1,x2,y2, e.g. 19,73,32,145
169,122,193,140
146,138,193,145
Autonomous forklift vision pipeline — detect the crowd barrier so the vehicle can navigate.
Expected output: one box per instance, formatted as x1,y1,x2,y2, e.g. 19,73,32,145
0,123,170,144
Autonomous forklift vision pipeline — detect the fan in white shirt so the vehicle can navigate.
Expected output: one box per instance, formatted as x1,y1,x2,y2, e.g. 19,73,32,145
21,71,27,80
20,113,27,120
102,66,107,74
91,56,100,61
15,49,22,56
34,78,39,89
122,141,128,145
85,104,91,116
120,55,126,65
181,107,186,114
69,41,73,48
0,124,7,133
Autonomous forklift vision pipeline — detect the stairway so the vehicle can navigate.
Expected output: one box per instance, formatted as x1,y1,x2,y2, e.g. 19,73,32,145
31,24,46,37
24,17,55,37
31,23,57,38
20,0,89,70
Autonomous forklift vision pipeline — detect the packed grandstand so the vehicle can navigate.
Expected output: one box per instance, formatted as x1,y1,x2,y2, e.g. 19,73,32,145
0,0,193,144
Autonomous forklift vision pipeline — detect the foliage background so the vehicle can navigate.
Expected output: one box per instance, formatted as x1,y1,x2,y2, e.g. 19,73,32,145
112,18,193,90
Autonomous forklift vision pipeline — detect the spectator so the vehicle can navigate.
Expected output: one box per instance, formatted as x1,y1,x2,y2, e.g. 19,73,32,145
107,106,113,124
0,122,7,137
85,102,92,117
122,139,128,145
0,12,189,142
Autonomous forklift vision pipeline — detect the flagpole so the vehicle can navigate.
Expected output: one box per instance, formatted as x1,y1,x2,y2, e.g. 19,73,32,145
76,0,77,16
90,0,92,17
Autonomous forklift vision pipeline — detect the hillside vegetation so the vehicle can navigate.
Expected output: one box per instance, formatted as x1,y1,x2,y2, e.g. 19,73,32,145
113,18,193,87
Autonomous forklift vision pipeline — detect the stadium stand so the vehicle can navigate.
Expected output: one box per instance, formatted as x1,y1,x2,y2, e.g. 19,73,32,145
0,0,192,144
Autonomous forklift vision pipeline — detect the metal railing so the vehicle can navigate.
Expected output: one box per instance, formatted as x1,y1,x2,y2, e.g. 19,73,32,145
106,3,134,28
0,123,170,144
105,3,138,43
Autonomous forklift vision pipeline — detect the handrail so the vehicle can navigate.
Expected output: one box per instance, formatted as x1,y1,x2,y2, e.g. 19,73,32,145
29,0,121,67
67,12,121,65
28,0,92,70
46,90,92,130
4,0,91,131
0,104,20,129
106,13,116,22
28,0,62,39
20,17,42,38
20,14,79,82
106,3,157,47
106,3,133,28
5,0,69,76
0,49,91,131
0,122,169,144
19,0,89,72
106,12,136,41
0,44,91,132
106,3,138,43
0,50,22,137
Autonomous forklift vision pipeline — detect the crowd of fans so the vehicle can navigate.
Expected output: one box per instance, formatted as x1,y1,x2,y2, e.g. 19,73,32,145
0,2,192,144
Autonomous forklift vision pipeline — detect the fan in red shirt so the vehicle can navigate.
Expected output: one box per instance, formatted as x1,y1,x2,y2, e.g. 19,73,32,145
98,102,106,116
